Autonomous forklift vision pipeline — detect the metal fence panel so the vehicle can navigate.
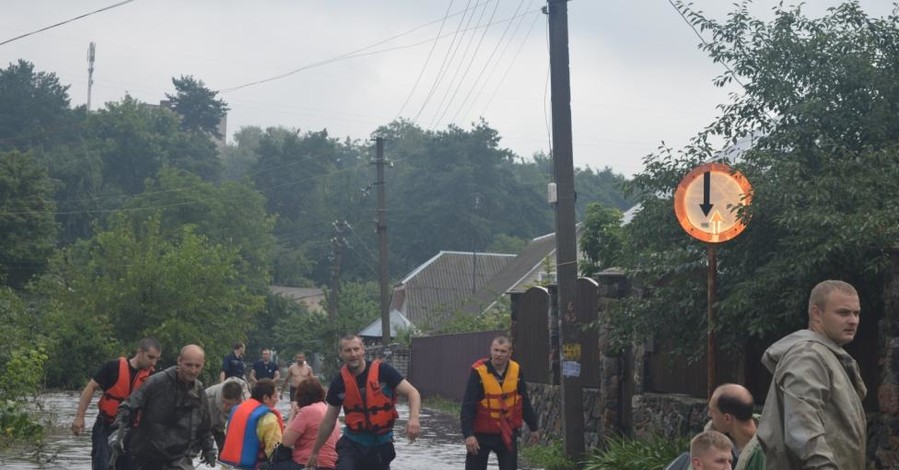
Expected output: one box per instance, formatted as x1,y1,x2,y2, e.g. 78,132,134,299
513,287,552,384
409,330,503,402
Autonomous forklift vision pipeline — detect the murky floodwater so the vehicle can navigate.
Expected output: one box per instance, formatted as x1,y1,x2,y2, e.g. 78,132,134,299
1,391,538,469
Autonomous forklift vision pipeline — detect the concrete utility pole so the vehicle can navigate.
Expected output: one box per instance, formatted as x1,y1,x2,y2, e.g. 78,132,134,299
329,220,347,320
546,0,585,460
373,137,391,344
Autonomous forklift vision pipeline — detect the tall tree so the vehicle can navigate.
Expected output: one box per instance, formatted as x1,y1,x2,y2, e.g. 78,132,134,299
0,60,74,152
0,150,57,288
35,213,265,386
165,75,229,138
614,1,899,352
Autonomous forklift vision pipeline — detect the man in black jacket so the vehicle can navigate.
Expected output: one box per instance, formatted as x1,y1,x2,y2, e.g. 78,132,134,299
113,344,216,470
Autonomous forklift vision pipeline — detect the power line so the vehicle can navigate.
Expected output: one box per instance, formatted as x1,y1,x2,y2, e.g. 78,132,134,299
427,0,495,129
413,0,477,123
0,0,137,47
395,0,457,119
447,0,531,125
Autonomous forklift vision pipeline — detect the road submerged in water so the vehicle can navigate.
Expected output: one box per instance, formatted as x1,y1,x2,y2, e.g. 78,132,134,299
2,391,540,469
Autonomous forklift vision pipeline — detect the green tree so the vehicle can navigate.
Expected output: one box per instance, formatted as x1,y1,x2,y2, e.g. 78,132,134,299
579,202,626,277
0,60,75,152
0,150,58,288
615,1,899,352
35,214,265,387
124,167,275,293
165,75,229,138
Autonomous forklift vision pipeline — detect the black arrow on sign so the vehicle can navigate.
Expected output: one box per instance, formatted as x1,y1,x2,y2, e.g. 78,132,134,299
699,171,713,216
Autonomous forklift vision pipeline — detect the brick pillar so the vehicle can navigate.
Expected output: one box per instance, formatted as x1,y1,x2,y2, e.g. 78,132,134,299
595,270,631,436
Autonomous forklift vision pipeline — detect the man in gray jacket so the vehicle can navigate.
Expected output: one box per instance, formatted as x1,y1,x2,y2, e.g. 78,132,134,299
756,280,867,468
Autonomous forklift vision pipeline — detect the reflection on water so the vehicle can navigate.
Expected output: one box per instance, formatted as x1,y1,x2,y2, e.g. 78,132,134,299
2,392,534,469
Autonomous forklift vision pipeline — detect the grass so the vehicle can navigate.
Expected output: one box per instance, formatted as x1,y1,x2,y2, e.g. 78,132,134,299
520,441,578,470
582,434,690,470
421,395,461,416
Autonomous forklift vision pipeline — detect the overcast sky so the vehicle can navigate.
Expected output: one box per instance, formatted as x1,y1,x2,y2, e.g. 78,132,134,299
1,1,894,177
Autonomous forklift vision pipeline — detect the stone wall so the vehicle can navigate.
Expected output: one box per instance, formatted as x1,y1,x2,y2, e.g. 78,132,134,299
527,383,603,449
365,343,410,377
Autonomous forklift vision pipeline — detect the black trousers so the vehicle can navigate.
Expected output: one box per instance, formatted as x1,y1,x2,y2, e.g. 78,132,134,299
465,432,518,470
335,435,396,470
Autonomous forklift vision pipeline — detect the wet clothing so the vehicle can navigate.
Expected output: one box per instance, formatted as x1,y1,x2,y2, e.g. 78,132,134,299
205,376,250,452
734,435,764,470
89,357,150,470
341,360,398,436
757,329,867,469
221,398,284,469
114,366,215,468
460,359,538,470
325,360,404,469
253,360,279,380
222,351,246,380
285,401,340,468
96,357,151,421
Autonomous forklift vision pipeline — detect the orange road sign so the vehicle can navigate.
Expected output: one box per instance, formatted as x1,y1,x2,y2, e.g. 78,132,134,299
674,162,752,243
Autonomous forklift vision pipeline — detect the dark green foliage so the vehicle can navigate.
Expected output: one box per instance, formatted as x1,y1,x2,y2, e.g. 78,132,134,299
165,75,229,138
0,60,74,153
0,151,57,288
519,441,578,470
579,202,626,277
583,435,689,470
613,1,899,353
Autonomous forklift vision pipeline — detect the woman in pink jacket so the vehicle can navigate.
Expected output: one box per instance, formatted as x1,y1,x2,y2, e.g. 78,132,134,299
279,377,339,470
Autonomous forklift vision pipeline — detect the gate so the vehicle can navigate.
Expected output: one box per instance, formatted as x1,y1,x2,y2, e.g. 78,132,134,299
512,286,552,384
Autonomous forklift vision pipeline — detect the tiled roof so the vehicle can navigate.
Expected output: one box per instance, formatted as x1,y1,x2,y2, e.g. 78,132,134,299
395,251,516,332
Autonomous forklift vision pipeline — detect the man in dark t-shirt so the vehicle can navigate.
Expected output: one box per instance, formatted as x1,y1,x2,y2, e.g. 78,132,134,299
220,341,246,382
71,338,161,470
306,335,421,470
250,348,280,383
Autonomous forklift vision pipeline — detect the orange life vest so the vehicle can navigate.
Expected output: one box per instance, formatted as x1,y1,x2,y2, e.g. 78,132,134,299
471,358,523,435
98,357,151,421
220,398,285,469
341,360,398,435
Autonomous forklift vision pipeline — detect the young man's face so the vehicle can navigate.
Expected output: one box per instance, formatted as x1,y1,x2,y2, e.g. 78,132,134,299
692,448,733,470
296,354,305,365
136,348,161,370
262,349,271,362
812,290,861,346
489,341,512,370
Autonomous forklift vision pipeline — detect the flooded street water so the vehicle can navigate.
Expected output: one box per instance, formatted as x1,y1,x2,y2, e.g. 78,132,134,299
2,391,538,469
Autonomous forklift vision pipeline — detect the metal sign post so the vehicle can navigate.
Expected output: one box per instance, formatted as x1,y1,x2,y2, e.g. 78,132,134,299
673,162,752,398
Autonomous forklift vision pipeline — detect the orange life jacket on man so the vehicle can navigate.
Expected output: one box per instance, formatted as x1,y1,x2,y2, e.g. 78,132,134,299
471,358,523,436
97,357,151,421
341,359,399,435
220,398,285,469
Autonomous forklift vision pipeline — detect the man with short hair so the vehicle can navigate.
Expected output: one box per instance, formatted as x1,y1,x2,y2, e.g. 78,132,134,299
250,348,280,384
220,341,246,382
205,376,250,454
113,344,216,470
691,430,734,470
306,334,421,470
757,280,867,469
707,384,763,470
71,337,161,470
460,335,540,470
220,378,285,468
284,352,314,415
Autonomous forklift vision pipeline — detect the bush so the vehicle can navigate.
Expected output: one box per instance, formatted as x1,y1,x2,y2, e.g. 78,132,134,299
0,400,44,445
583,434,689,470
520,441,578,470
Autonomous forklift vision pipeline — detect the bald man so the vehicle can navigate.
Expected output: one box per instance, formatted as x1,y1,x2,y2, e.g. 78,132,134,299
113,345,217,469
707,384,764,470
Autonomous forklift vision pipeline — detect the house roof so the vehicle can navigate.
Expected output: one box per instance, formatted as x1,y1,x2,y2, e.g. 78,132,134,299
358,309,414,338
269,286,325,312
392,251,516,332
